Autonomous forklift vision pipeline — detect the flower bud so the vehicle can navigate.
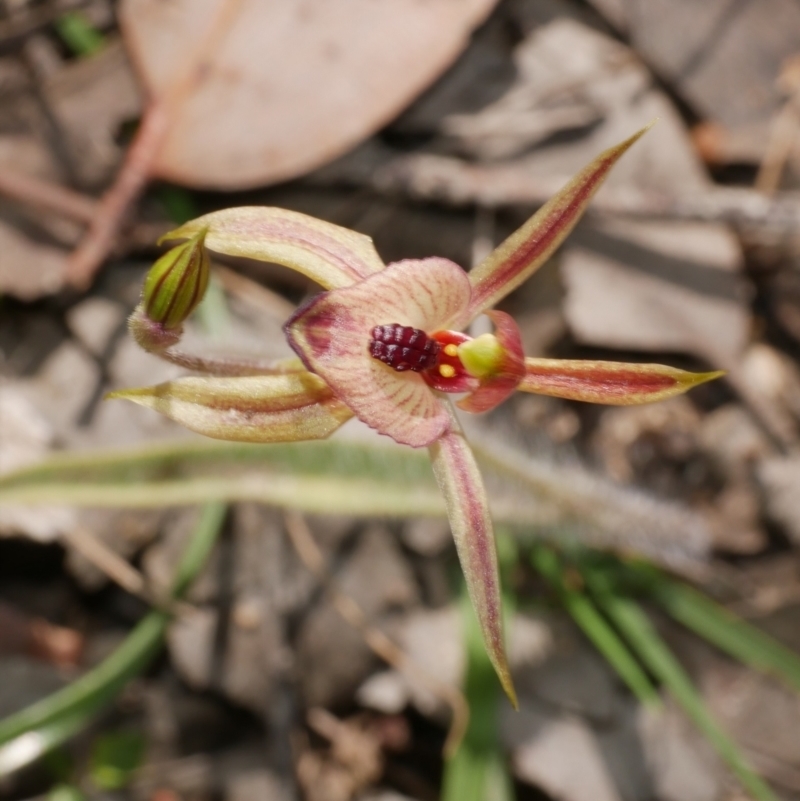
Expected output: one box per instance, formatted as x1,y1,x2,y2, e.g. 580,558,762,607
142,228,210,331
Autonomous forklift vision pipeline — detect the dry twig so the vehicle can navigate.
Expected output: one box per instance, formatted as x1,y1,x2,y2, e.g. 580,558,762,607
0,165,96,223
319,150,800,247
65,0,244,289
61,525,147,598
756,55,800,195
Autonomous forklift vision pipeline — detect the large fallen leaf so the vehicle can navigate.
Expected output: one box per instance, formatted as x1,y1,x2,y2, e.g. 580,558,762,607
119,0,499,189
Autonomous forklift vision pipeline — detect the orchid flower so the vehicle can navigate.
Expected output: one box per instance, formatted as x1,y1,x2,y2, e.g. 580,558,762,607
111,125,722,706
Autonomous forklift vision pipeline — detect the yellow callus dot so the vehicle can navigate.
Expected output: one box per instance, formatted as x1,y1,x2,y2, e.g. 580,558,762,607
444,343,459,357
439,364,456,378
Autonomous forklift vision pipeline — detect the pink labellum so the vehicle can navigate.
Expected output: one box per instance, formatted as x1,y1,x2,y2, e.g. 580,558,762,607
286,257,473,447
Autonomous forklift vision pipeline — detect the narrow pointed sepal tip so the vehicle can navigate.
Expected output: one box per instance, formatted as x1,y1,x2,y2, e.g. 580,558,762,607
498,664,519,710
465,122,655,320
104,386,148,402
683,369,726,388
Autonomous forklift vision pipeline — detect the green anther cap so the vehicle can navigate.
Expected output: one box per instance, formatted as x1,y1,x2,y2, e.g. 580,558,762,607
142,228,210,331
458,333,505,379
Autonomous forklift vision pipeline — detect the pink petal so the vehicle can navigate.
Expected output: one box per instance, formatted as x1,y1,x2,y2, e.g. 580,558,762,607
108,372,353,442
429,416,517,706
461,124,653,323
285,257,472,447
162,207,386,290
519,359,725,404
458,311,525,413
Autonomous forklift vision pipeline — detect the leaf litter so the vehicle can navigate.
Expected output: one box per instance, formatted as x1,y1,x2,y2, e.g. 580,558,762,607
2,0,800,799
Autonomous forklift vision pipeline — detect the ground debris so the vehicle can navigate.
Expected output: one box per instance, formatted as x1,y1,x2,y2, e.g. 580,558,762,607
2,2,800,799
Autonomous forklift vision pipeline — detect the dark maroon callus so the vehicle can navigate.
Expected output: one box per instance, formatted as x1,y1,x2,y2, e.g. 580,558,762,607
369,324,441,372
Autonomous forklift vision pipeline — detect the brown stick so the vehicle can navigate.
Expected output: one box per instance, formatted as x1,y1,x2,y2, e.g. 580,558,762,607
64,0,244,290
65,100,170,287
62,526,147,598
321,151,800,242
0,166,96,223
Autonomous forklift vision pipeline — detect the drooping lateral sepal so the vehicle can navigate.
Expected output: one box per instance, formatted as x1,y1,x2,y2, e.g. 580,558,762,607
457,311,525,413
462,122,654,323
108,372,353,442
161,207,386,291
428,404,517,707
518,359,725,405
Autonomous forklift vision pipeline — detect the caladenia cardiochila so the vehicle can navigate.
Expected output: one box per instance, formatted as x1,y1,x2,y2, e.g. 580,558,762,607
110,123,723,706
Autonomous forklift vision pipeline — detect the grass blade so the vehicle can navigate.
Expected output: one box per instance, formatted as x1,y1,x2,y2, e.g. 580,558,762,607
584,567,779,801
649,575,800,694
0,503,227,775
0,439,552,527
531,546,659,707
442,535,516,801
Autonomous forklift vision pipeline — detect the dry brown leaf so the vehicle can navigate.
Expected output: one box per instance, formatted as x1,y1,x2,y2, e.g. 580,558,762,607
120,0,499,189
42,39,142,187
561,217,749,368
586,0,800,165
509,713,624,801
758,455,800,546
0,134,74,299
0,219,68,300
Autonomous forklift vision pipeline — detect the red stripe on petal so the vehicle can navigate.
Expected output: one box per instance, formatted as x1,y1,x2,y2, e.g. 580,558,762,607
109,374,353,442
162,207,386,290
519,359,724,405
